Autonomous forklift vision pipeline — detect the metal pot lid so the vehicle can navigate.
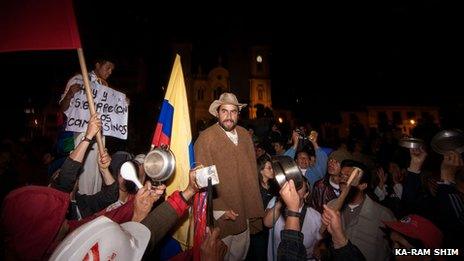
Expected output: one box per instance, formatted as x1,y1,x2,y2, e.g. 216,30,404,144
143,147,176,181
271,155,304,190
399,137,424,149
431,129,464,154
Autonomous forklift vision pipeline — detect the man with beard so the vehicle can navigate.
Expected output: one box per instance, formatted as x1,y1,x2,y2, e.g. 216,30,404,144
195,93,264,260
337,159,396,261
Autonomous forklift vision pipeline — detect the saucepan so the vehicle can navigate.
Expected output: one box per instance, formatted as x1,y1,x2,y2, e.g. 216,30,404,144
143,146,176,182
431,129,464,155
271,155,304,190
399,137,424,149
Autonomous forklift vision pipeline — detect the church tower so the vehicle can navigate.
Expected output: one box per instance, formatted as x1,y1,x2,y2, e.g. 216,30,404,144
249,46,272,118
191,59,231,131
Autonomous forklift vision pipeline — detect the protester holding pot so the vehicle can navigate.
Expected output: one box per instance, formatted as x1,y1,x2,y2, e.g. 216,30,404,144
263,174,321,260
434,150,464,250
274,180,363,261
1,166,199,260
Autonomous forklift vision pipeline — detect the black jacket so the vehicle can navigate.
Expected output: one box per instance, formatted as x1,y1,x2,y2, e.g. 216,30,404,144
50,157,119,219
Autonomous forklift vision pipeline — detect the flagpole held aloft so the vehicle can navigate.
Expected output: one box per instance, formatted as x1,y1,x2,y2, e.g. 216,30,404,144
77,48,106,155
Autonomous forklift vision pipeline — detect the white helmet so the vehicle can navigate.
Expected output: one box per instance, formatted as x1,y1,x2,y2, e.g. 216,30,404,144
50,216,150,261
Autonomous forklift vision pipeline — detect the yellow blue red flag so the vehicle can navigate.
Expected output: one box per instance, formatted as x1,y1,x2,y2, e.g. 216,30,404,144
152,54,195,248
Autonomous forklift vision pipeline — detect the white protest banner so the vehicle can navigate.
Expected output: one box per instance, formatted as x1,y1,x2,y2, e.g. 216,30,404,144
65,82,129,139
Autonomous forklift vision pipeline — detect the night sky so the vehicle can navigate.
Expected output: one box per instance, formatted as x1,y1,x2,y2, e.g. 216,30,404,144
0,1,462,139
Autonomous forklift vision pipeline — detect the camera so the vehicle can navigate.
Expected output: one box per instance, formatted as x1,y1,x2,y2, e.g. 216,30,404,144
295,129,308,140
195,165,220,188
295,128,313,152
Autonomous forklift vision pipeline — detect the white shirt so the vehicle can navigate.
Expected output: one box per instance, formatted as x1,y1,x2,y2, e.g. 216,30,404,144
266,197,322,260
329,179,341,196
224,128,238,145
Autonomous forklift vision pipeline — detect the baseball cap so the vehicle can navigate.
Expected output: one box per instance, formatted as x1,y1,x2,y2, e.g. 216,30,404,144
1,186,70,260
383,215,443,249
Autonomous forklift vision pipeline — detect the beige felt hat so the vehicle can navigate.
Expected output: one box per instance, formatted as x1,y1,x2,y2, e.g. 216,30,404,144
208,92,247,117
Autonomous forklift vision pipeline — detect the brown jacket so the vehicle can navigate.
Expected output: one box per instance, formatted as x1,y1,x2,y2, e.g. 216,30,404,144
194,124,264,237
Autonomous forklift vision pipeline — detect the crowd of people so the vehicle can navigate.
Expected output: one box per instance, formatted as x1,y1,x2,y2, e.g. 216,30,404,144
0,58,463,261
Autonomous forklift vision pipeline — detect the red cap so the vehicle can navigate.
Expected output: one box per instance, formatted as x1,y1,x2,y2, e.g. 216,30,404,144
1,186,70,260
383,215,443,249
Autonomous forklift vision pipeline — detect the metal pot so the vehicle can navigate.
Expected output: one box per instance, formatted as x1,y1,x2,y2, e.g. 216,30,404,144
271,155,304,190
143,146,176,181
399,137,424,149
431,129,464,154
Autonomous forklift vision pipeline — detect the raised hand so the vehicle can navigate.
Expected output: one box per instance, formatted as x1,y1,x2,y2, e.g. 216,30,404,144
181,168,201,202
440,150,464,182
152,183,167,202
409,147,427,173
376,167,387,189
309,130,318,145
322,205,347,249
98,150,111,170
389,162,404,184
279,180,300,211
132,182,159,222
200,227,228,261
69,84,82,96
85,113,102,139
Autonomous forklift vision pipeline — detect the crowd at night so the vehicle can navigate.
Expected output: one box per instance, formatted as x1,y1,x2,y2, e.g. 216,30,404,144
0,1,463,260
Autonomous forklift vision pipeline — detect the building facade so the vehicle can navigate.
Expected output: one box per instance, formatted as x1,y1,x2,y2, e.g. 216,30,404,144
185,45,273,132
328,106,441,138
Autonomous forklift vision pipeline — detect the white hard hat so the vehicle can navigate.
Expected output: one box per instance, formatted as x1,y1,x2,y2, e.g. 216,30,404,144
50,216,150,261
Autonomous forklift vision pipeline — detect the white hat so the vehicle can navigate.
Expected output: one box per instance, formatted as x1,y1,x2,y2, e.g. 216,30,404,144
50,216,150,261
208,92,246,117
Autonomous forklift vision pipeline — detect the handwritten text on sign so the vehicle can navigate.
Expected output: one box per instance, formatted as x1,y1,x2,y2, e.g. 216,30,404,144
65,83,129,139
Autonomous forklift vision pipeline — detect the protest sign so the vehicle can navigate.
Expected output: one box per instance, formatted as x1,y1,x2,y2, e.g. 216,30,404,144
65,82,129,139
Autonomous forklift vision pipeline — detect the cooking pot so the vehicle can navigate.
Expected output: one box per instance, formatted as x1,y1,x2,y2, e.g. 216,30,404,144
271,155,304,190
143,146,176,181
431,129,464,154
399,137,424,149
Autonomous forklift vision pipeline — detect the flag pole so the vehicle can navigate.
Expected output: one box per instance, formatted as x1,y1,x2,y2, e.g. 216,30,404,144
77,48,105,155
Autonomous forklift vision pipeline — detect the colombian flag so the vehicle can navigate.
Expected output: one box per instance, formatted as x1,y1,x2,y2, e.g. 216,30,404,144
152,54,196,250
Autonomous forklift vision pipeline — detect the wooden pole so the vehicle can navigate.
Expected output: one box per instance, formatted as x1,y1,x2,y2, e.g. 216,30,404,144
319,167,363,234
77,48,105,155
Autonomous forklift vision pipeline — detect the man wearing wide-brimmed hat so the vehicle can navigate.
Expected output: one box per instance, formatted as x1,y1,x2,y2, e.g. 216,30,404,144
195,93,264,260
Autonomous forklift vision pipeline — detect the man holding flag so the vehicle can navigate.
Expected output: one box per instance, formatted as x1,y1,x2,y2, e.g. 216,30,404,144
194,93,264,260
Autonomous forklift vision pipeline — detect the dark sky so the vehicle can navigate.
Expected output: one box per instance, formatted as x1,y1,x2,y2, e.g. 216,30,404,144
1,0,462,138
75,1,462,108
76,0,464,124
